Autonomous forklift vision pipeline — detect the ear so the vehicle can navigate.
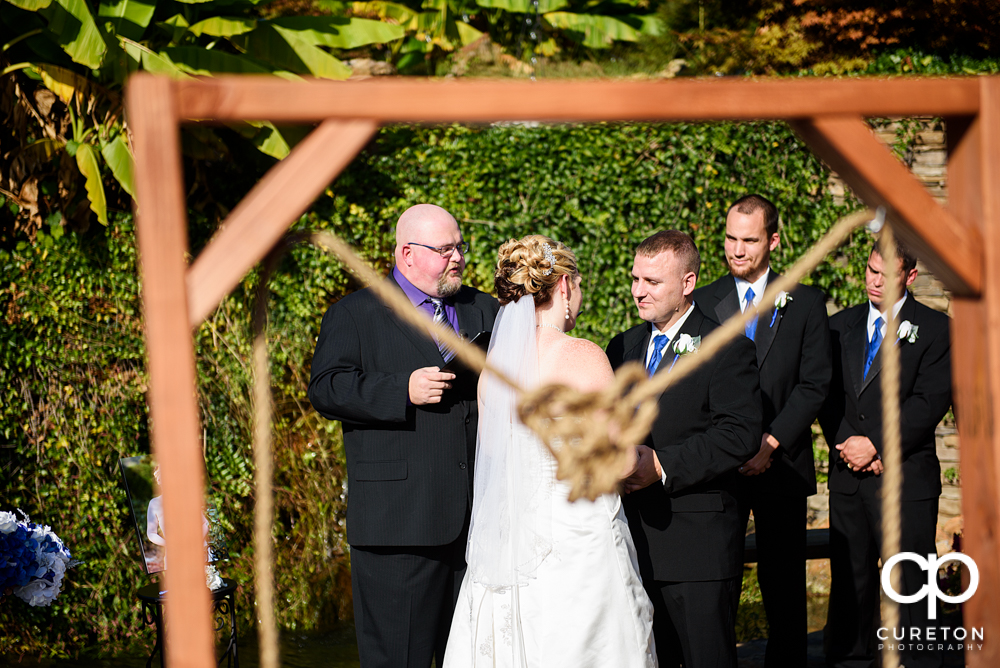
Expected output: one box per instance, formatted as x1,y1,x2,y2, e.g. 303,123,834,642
681,271,697,297
400,244,414,267
561,274,571,299
768,232,780,253
904,266,918,288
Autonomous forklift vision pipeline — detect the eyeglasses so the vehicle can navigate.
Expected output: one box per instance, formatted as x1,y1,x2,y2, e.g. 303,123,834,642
408,241,469,257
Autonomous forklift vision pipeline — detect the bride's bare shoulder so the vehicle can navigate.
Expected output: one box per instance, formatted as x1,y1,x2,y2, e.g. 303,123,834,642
539,336,614,392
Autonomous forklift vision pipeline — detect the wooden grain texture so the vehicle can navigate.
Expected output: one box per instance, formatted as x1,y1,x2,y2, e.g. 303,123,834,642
127,73,215,668
950,79,1000,665
789,115,982,296
186,119,378,325
173,76,981,123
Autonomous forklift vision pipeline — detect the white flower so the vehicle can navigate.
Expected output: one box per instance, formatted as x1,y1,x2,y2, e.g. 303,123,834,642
672,334,701,356
774,291,793,309
897,320,919,344
206,564,224,591
14,577,62,607
0,511,17,533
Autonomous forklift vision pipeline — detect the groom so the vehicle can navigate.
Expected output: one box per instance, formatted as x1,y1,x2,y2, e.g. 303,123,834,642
607,230,762,668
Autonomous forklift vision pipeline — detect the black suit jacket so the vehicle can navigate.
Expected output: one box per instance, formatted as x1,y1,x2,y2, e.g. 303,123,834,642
308,276,499,547
607,304,762,581
819,294,951,501
693,273,832,497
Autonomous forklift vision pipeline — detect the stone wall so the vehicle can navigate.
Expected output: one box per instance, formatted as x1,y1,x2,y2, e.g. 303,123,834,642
807,120,962,555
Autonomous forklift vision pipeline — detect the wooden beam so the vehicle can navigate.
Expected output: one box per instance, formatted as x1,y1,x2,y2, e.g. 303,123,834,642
174,76,981,124
186,119,378,326
790,115,982,296
127,74,214,668
949,79,1000,666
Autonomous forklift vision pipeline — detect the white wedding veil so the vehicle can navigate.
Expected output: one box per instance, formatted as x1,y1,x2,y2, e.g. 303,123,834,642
466,294,553,588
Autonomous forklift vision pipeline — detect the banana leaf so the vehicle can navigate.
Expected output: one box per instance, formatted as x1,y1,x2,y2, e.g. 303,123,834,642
164,46,271,74
100,134,135,198
75,143,107,225
98,0,156,41
542,11,640,48
269,16,405,49
188,16,257,37
41,0,108,68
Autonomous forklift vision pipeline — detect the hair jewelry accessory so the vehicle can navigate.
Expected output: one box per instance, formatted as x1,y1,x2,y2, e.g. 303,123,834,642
542,243,555,276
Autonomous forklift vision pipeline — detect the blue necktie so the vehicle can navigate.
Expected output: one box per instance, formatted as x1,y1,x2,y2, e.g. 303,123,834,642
743,287,758,341
428,298,456,362
864,316,883,379
646,335,669,377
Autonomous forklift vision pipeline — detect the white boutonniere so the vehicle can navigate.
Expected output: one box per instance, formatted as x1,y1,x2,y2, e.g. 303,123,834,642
770,291,792,327
672,334,701,356
897,320,919,344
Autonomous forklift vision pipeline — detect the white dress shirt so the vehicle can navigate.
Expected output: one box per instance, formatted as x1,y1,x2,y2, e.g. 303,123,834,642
734,268,770,313
867,293,907,342
645,303,697,369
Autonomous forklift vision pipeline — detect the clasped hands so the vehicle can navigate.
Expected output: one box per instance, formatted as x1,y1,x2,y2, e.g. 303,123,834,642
836,435,883,475
621,445,662,494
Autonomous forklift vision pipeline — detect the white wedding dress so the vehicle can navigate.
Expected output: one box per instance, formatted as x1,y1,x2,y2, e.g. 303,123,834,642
443,297,656,668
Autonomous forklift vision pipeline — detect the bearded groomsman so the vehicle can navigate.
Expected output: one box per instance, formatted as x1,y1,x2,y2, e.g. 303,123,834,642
693,194,832,667
608,230,761,668
820,238,951,668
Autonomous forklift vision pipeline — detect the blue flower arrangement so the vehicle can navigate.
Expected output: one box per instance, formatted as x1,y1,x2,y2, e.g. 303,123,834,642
1,510,79,606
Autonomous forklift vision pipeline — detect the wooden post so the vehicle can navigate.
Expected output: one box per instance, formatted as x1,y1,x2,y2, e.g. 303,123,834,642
128,74,215,668
947,78,1000,664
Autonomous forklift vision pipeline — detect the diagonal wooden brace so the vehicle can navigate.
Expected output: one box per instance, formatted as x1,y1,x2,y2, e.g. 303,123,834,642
790,115,983,296
186,118,378,326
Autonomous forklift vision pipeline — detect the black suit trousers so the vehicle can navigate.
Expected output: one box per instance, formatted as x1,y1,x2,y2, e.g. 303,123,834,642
647,577,741,668
739,493,808,668
350,521,469,668
827,480,940,668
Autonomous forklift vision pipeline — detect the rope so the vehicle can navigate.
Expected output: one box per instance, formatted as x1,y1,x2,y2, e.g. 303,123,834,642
878,225,903,668
252,263,279,668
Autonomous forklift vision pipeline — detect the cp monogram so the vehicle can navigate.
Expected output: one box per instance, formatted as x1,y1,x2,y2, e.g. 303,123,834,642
880,552,980,620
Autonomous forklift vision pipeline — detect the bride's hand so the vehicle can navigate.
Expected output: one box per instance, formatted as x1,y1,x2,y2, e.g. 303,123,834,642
622,445,662,494
619,446,639,480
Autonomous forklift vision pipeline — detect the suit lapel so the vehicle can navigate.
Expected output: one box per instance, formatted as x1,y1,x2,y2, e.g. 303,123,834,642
624,324,652,366
754,271,781,366
659,306,705,374
860,294,917,395
453,292,483,340
382,276,445,366
843,305,868,397
711,278,741,329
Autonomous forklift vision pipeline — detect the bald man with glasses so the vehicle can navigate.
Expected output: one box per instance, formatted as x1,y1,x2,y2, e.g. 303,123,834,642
309,204,499,668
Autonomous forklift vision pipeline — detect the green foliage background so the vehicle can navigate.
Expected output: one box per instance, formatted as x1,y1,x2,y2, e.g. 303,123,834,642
0,120,872,657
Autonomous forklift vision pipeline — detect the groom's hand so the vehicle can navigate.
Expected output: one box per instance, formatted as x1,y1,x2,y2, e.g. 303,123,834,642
622,445,662,494
409,367,455,405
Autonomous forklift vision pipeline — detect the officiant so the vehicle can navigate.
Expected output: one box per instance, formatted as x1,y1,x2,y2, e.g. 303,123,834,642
308,204,499,668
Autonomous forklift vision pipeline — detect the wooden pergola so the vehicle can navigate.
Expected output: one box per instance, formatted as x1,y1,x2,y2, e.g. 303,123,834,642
126,74,1000,667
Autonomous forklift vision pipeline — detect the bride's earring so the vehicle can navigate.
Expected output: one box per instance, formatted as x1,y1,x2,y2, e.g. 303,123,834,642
564,293,571,320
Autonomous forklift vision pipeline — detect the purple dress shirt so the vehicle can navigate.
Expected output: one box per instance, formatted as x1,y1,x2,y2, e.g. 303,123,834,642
392,266,460,334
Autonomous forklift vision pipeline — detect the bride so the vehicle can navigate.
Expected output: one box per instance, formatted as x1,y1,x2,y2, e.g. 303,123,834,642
444,235,656,668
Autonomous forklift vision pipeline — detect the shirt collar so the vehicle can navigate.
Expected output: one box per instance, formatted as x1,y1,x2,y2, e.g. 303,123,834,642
393,266,444,307
654,302,696,342
734,268,770,309
868,293,907,332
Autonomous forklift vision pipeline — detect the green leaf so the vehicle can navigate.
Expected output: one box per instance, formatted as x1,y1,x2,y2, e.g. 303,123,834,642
477,0,567,13
542,12,640,48
269,16,405,49
120,37,189,77
98,0,156,41
18,138,66,165
100,134,135,198
249,121,291,159
156,13,189,43
75,142,107,225
188,16,257,37
41,0,108,68
164,46,271,74
238,24,350,79
455,20,482,46
4,0,54,10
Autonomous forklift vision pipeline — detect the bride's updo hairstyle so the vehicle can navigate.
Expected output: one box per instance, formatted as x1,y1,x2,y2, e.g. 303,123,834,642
495,235,578,307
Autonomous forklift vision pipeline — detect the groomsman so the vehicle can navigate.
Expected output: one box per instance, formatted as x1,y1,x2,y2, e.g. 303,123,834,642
608,230,761,668
820,238,951,668
693,194,832,667
309,204,499,668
